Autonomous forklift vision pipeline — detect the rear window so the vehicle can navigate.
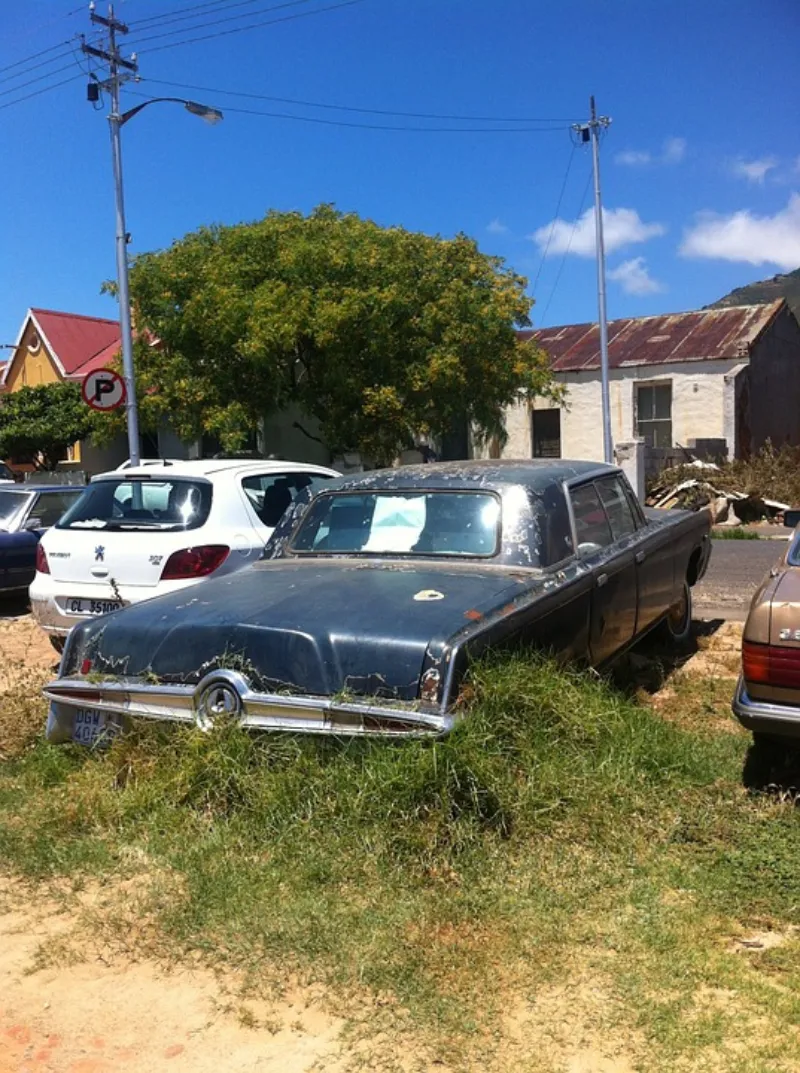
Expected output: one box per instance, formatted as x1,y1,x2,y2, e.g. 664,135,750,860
242,471,335,527
57,478,212,532
291,490,501,557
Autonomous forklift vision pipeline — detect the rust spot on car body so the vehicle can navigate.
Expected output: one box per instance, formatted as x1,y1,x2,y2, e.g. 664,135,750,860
464,609,483,621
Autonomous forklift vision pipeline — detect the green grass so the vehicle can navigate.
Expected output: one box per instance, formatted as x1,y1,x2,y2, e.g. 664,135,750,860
3,654,800,1070
712,527,761,540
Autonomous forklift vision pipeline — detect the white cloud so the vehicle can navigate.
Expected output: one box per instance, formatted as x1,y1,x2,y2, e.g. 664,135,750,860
680,193,800,270
532,207,666,258
662,137,687,164
615,137,686,167
615,149,651,167
486,218,509,235
607,257,665,295
731,156,778,184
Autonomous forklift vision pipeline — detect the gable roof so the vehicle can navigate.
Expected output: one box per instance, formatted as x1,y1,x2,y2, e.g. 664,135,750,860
519,299,787,373
29,308,121,379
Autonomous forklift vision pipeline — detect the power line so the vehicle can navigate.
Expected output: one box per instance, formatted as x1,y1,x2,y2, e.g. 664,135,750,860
130,0,264,29
127,0,320,47
0,59,79,99
124,88,568,133
0,72,83,114
140,78,573,125
0,39,75,80
130,0,367,56
538,167,593,327
530,143,576,299
129,0,296,33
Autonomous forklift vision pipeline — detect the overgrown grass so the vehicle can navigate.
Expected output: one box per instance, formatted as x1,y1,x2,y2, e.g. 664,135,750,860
712,527,761,540
3,653,800,1070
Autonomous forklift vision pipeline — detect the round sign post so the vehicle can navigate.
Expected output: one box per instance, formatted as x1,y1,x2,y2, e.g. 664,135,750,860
82,368,127,412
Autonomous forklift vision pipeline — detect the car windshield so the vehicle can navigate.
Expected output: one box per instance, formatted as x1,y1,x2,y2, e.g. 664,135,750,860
57,478,213,532
0,490,29,530
291,490,501,557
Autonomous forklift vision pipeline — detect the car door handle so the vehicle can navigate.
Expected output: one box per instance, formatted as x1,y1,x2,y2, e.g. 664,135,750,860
635,551,646,564
596,573,608,588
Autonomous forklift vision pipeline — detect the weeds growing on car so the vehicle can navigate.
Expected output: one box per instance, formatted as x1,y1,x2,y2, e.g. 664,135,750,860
4,652,800,1070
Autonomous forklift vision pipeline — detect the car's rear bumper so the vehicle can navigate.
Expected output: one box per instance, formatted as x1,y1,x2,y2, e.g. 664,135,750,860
43,669,456,742
29,577,196,636
732,676,800,739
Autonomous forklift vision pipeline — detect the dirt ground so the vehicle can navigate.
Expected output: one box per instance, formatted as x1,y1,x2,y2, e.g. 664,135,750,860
0,612,743,1073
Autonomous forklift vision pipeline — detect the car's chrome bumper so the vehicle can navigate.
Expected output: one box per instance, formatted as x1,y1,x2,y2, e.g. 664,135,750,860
43,669,456,742
732,676,800,740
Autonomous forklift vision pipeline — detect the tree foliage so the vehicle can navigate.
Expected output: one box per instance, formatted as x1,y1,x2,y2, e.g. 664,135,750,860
120,205,558,463
0,383,92,470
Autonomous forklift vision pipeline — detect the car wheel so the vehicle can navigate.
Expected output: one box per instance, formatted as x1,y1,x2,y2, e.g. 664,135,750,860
49,635,65,655
661,579,692,645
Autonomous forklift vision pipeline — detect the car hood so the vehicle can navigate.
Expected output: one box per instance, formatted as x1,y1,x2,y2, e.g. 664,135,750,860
65,559,532,701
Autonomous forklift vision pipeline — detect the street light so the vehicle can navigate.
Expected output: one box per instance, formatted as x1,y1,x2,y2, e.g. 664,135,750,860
109,95,223,466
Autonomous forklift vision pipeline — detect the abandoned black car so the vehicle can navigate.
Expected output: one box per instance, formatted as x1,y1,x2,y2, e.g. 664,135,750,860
44,460,711,744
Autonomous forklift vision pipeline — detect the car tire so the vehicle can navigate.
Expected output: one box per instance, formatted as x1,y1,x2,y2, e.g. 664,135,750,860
661,579,693,645
49,635,65,655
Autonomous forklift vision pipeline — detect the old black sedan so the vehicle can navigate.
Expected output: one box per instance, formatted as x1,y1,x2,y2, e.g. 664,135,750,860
44,460,711,745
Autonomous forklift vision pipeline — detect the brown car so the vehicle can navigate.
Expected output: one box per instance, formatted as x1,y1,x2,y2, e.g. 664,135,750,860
734,510,800,746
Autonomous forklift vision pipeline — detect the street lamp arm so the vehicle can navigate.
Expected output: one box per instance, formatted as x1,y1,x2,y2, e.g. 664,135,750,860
119,96,223,126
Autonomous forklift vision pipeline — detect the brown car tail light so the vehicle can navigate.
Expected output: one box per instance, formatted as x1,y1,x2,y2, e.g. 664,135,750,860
35,543,50,574
160,545,230,581
743,640,800,689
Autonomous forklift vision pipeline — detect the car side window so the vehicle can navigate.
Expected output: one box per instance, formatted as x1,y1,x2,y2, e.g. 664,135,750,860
31,491,82,529
596,477,637,541
241,472,334,528
570,483,613,554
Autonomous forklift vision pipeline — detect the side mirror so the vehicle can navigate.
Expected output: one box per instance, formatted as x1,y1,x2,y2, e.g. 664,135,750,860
785,509,800,529
23,516,43,531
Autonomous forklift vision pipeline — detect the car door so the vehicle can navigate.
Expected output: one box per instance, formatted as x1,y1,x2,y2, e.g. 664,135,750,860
5,489,84,590
624,486,676,633
569,480,638,665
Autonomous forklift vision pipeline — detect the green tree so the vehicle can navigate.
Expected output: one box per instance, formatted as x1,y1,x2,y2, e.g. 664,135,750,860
0,383,92,470
115,205,558,464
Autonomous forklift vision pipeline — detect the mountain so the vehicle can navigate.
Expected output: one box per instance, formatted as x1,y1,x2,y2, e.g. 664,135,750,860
709,267,800,319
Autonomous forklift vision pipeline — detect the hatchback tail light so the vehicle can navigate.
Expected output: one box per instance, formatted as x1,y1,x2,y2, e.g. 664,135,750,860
160,544,230,581
35,543,50,574
743,640,800,690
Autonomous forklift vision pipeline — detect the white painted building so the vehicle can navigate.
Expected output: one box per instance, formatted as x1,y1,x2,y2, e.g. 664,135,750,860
498,299,800,465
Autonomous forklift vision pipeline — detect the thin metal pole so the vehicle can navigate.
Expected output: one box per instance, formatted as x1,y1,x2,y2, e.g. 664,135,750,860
589,95,613,464
107,7,140,466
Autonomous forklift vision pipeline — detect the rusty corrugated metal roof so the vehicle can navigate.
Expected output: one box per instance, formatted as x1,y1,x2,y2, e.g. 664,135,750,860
518,299,786,373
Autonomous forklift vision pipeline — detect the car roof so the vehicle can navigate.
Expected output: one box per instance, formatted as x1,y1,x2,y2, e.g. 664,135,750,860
93,460,339,481
322,459,619,494
1,484,84,495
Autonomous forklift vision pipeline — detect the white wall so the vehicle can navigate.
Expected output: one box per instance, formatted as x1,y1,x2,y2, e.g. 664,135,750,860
498,359,740,462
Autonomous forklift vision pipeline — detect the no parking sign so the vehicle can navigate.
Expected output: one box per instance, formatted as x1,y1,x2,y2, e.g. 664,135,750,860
82,368,126,411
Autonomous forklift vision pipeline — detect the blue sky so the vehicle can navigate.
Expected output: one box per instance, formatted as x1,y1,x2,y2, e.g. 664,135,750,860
1,0,799,350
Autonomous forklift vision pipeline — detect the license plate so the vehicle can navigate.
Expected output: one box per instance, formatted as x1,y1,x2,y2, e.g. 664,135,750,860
67,598,122,616
72,708,120,747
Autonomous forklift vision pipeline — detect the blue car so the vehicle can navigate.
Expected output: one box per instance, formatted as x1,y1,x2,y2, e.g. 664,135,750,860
0,485,85,595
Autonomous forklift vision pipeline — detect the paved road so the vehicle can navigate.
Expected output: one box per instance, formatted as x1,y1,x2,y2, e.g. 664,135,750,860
695,538,788,619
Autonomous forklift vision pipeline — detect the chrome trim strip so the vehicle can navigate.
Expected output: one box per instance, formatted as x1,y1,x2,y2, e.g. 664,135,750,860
43,669,455,738
732,676,800,732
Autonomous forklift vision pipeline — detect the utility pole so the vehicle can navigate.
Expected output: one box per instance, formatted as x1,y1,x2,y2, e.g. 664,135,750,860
573,97,613,464
83,4,141,466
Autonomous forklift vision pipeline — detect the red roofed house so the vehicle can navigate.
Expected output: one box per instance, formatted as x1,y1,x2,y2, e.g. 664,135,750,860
501,299,800,465
0,308,169,473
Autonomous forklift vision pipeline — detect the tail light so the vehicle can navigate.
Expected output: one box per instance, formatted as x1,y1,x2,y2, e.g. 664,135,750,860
160,544,229,581
36,543,50,574
743,640,800,689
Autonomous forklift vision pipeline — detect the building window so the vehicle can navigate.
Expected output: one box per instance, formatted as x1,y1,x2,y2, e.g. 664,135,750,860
532,408,561,458
636,383,672,448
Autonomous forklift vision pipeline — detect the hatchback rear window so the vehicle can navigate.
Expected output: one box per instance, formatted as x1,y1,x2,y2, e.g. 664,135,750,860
57,478,212,532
